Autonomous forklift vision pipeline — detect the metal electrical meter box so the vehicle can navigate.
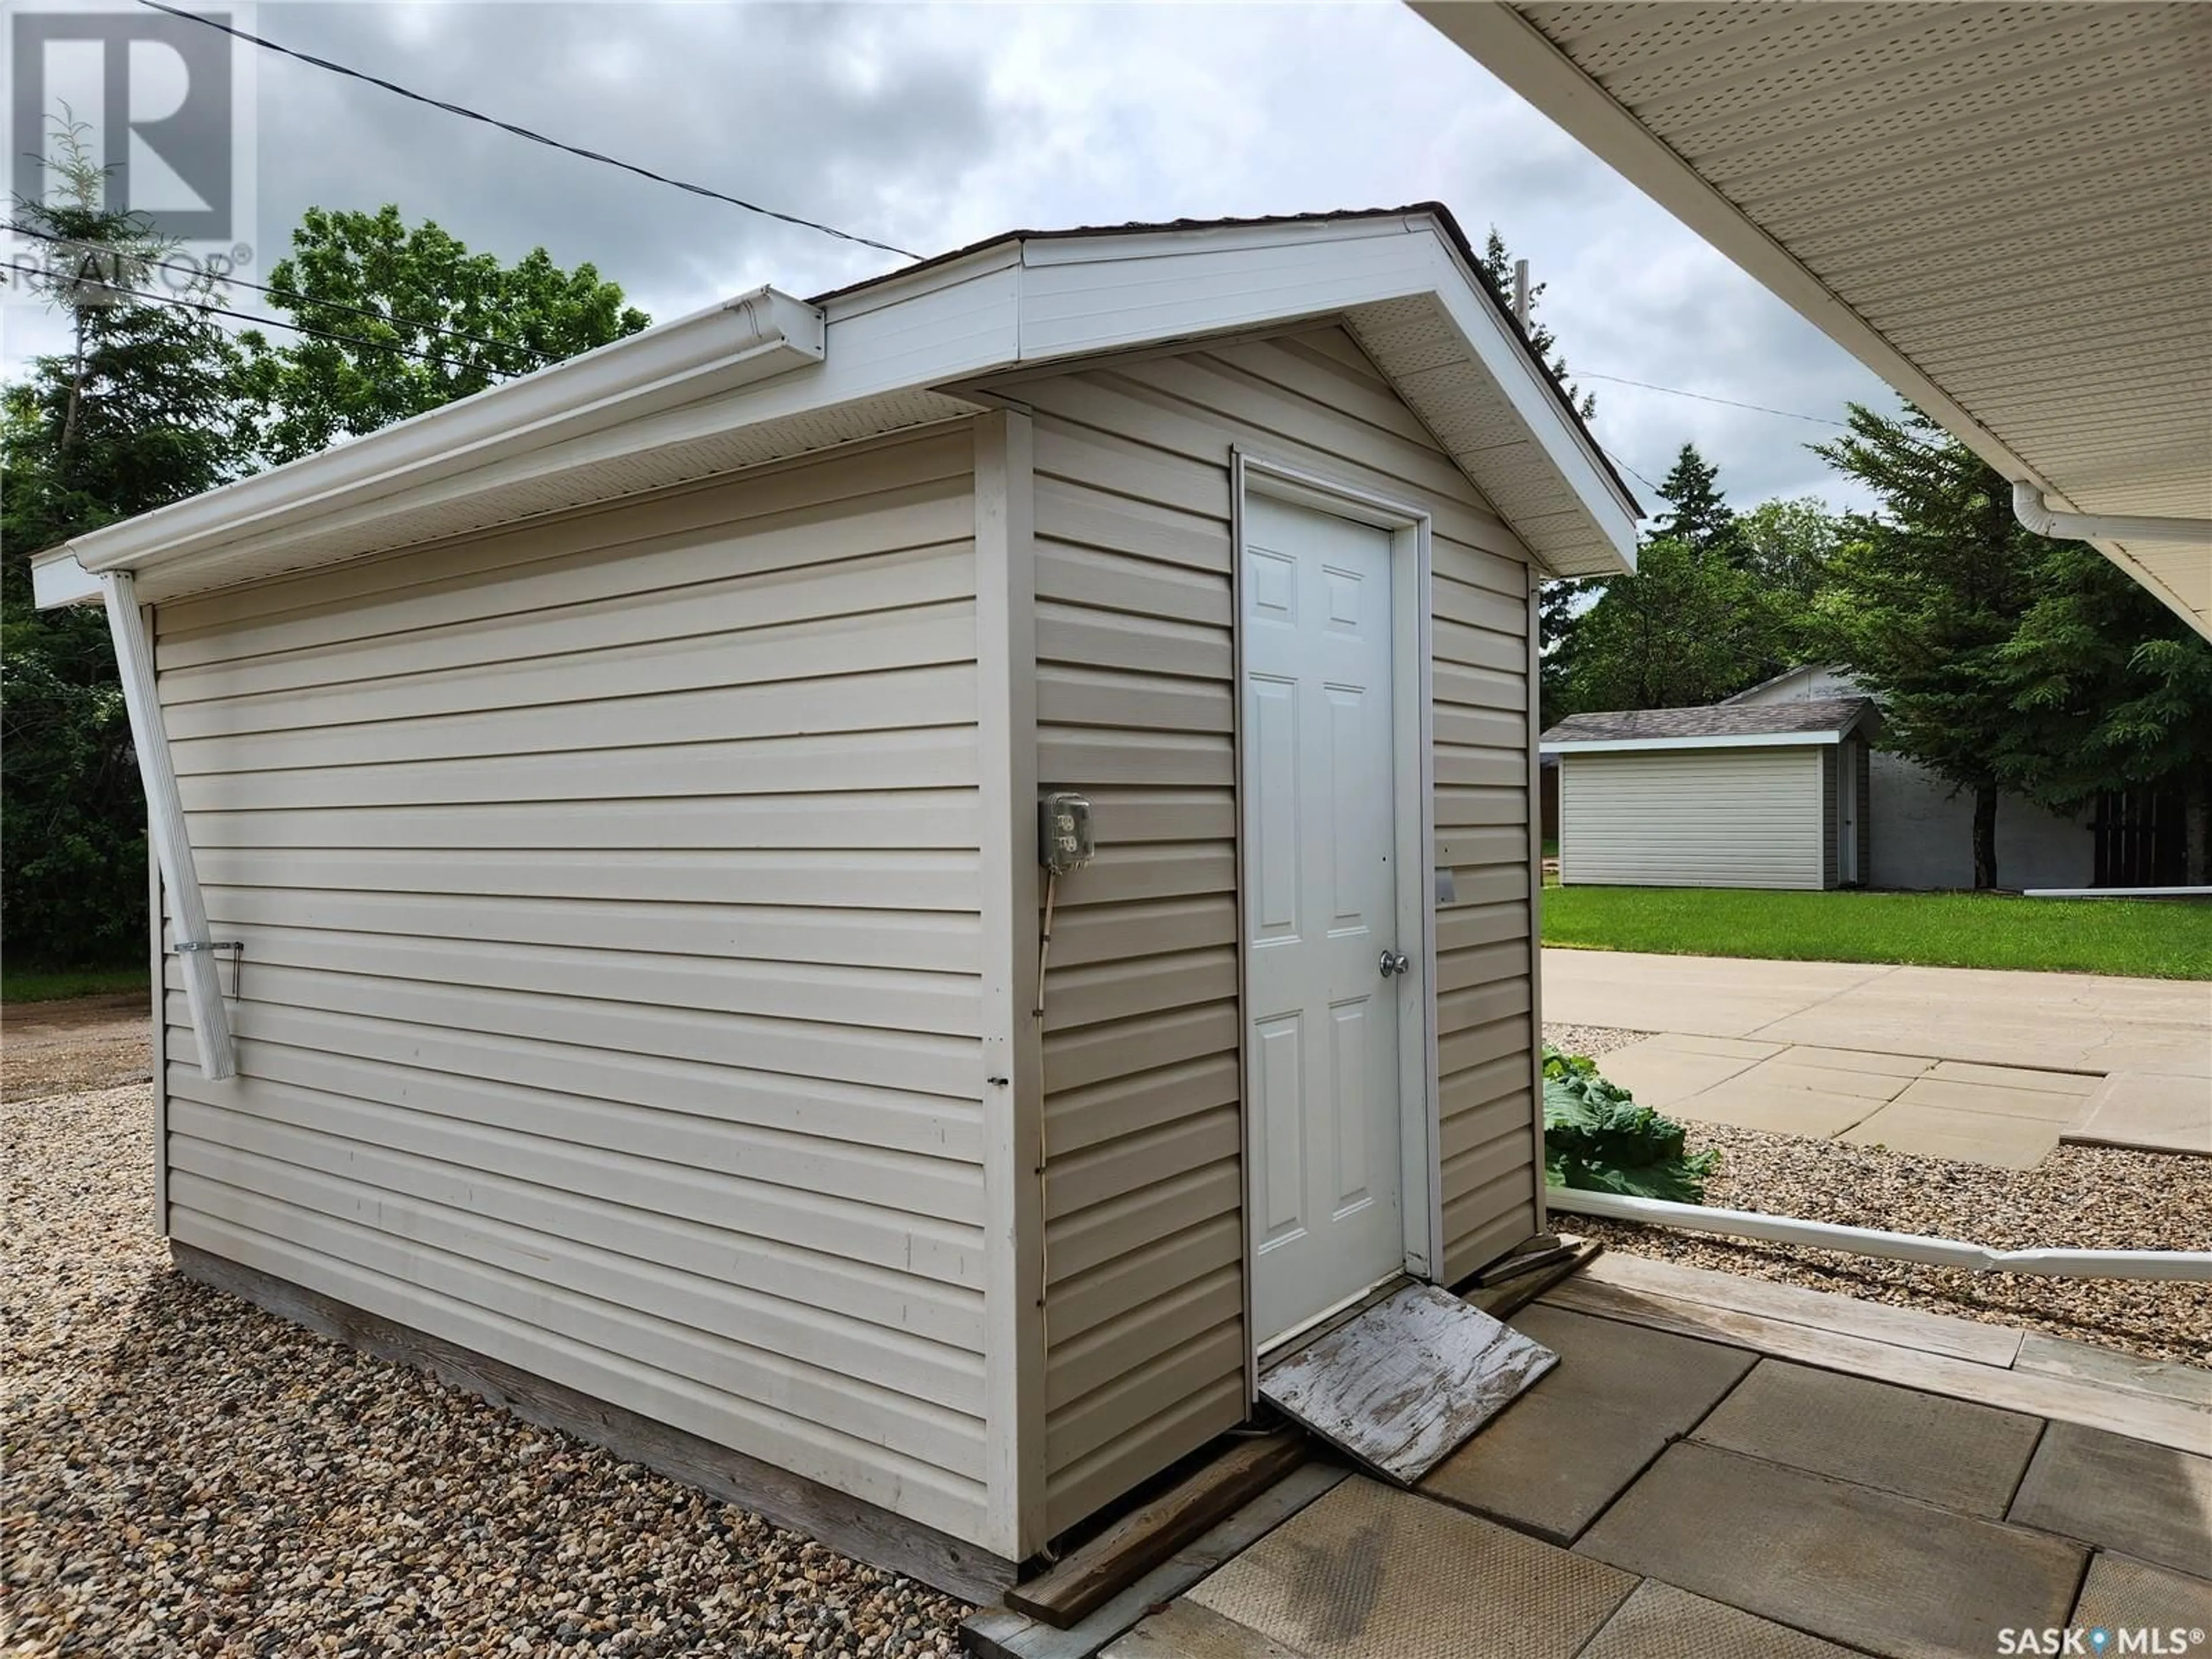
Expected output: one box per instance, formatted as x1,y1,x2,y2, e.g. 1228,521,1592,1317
1039,791,1094,873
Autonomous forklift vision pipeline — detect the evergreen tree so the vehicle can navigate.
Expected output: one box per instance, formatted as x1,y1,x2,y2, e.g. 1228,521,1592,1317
1995,539,2212,877
1477,226,1596,723
1812,407,2035,889
3,122,252,965
1476,227,1593,419
1650,442,1738,556
1815,403,2212,886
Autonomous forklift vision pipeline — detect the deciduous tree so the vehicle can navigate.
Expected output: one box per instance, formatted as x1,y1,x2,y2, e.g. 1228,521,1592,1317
237,204,650,464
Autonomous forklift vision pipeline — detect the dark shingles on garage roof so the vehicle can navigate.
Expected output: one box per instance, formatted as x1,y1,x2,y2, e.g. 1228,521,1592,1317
1541,698,1872,745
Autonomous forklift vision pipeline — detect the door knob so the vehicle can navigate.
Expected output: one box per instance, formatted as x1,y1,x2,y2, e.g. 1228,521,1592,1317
1378,949,1411,978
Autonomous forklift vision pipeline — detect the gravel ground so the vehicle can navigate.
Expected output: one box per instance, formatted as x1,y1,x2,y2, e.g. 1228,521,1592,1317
1540,1024,1652,1063
1,994,154,1104
1543,1022,2212,1369
3,1072,969,1657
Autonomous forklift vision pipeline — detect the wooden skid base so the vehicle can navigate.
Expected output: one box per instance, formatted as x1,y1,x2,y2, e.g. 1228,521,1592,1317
963,1462,1350,1659
171,1241,1017,1604
1006,1431,1306,1628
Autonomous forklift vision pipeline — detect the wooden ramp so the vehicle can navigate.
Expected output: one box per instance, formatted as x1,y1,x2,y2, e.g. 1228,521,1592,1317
1259,1283,1556,1484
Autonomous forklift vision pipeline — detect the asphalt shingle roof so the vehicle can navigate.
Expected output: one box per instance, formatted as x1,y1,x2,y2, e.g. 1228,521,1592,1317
1541,698,1871,745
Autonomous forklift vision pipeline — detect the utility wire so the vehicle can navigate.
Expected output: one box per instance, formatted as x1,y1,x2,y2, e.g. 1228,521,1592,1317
134,0,922,262
1596,445,1664,497
4,255,486,372
1577,370,1848,427
6,221,560,363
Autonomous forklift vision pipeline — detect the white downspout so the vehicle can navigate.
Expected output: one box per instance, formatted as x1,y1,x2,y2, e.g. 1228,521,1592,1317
2011,482,2210,547
100,570,236,1080
1548,1188,2212,1283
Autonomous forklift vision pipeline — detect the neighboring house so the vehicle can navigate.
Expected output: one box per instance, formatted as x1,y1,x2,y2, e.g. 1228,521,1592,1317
1728,665,2097,892
29,209,1638,1595
1542,700,1875,891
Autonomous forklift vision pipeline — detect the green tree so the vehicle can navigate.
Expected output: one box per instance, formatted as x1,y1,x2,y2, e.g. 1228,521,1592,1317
1650,442,1738,556
1995,541,2212,878
1478,227,1597,724
238,204,650,464
1736,496,1838,605
1476,226,1594,419
1565,536,1780,712
3,123,254,966
1811,406,2036,889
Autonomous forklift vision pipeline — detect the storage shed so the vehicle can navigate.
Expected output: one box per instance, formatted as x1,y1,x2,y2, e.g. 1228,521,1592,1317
32,207,1637,1595
1544,700,1874,890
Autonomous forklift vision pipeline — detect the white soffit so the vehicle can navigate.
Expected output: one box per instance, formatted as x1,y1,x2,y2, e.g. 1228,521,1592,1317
31,210,1637,607
1415,1,2212,638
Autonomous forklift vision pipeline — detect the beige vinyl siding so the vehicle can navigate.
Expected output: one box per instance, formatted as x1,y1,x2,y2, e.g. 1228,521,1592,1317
1558,747,1826,891
153,426,997,1545
1016,325,1539,1533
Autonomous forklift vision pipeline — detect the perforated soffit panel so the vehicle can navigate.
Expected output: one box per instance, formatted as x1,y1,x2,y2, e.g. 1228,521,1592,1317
1467,2,2212,631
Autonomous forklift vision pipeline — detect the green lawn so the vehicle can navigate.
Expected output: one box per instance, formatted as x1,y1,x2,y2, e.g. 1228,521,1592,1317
1,964,151,1004
1541,885,2212,979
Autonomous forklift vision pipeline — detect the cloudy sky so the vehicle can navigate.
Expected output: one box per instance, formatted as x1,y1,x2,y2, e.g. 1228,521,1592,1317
5,1,1906,513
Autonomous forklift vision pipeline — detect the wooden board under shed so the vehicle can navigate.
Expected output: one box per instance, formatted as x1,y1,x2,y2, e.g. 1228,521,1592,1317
1004,1431,1306,1629
1258,1282,1556,1484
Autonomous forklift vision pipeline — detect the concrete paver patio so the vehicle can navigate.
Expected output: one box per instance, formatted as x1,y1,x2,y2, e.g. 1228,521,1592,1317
1546,949,2210,1164
1103,1257,2212,1659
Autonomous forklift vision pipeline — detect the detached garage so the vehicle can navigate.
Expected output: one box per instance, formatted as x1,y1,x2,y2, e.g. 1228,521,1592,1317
1543,700,1874,890
32,209,1637,1594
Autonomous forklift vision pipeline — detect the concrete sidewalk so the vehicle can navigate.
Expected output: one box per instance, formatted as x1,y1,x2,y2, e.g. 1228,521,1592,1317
1544,949,2210,1162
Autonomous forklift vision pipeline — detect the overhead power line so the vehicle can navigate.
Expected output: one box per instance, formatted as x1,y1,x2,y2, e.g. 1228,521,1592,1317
6,221,560,364
1578,370,1849,427
134,0,921,262
1596,445,1664,497
3,254,486,372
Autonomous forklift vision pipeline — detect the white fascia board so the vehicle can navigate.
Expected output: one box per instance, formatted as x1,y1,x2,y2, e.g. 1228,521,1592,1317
1013,214,1638,570
1541,731,1842,756
1414,234,1639,567
1408,1,2206,639
31,551,101,608
30,287,825,608
191,269,1018,579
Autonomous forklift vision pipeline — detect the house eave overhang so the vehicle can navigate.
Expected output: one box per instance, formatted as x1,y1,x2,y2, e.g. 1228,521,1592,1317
1411,1,2211,641
32,209,1638,609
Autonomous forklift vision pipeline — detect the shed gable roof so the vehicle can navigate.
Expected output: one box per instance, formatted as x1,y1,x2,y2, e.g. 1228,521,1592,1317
33,206,1639,609
1542,697,1872,752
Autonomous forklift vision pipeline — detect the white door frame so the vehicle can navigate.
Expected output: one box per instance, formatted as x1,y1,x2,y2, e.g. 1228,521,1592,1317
1230,450,1440,1380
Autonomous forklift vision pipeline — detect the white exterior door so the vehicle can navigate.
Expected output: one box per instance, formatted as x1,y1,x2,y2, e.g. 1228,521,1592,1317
1241,493,1407,1346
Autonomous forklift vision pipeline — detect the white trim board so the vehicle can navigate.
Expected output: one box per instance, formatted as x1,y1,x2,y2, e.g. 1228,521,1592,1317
33,212,1635,608
1542,731,1850,756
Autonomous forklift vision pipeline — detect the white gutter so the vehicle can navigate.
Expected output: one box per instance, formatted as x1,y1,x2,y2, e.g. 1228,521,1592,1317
2010,482,2211,550
101,571,233,1080
31,287,824,607
1549,1188,2212,1283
